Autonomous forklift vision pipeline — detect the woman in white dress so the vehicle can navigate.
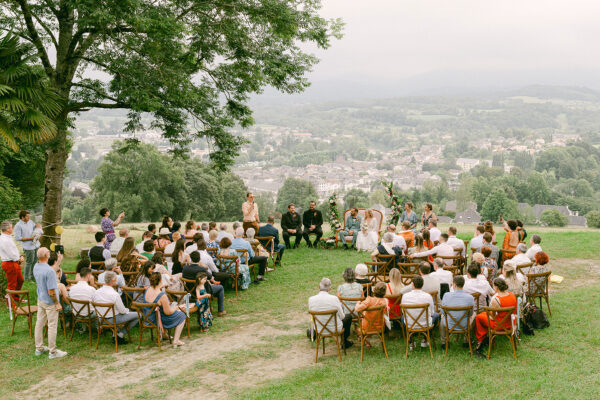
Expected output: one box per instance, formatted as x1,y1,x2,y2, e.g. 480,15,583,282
356,209,379,251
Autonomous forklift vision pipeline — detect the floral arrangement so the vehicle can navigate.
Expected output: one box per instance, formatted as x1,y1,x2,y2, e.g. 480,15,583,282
328,193,342,232
382,180,403,225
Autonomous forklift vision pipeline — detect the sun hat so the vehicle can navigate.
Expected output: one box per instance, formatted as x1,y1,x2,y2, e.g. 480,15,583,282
159,227,171,236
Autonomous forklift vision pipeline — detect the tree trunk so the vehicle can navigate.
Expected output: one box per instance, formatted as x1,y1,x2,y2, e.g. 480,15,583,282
40,114,69,248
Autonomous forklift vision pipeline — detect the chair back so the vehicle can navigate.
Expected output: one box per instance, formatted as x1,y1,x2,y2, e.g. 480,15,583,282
443,265,461,276
90,261,105,270
526,271,551,298
357,305,386,334
70,298,93,320
342,208,383,233
66,279,78,286
516,262,533,275
338,296,364,322
441,305,473,334
400,274,415,285
235,249,249,264
309,309,343,338
365,261,387,282
122,286,146,307
121,271,138,286
255,236,274,254
179,277,197,297
384,293,403,321
375,254,395,275
360,282,371,297
439,255,461,268
484,306,516,336
397,262,420,275
92,302,118,328
401,303,431,332
470,292,481,315
427,290,440,313
63,270,76,277
216,254,239,275
6,290,34,313
131,301,160,328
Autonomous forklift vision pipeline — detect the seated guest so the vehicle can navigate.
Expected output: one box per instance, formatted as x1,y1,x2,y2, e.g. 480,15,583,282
98,258,126,294
69,267,97,317
401,262,441,302
471,252,484,267
427,219,441,244
302,201,323,248
440,275,475,347
474,232,499,263
193,238,229,283
136,231,154,253
245,228,273,272
217,237,251,290
411,233,433,259
171,238,190,275
147,223,157,241
207,229,220,252
140,240,156,260
354,263,370,285
338,207,361,250
88,232,112,264
336,267,363,315
142,272,187,347
397,221,415,248
92,271,138,344
282,203,303,249
120,253,142,273
480,246,498,281
512,243,531,267
170,221,182,241
498,260,525,297
110,227,129,256
200,222,210,243
430,257,453,289
526,234,543,261
380,224,406,253
76,259,97,288
258,216,285,263
209,221,217,232
409,233,455,265
117,237,147,264
483,220,496,244
447,226,466,258
371,232,404,262
135,261,156,288
469,225,485,253
231,227,268,282
527,251,551,288
385,268,404,323
195,272,213,331
474,278,517,357
463,262,494,312
183,220,197,243
355,282,388,342
184,232,204,253
151,252,175,285
308,277,353,348
401,275,439,349
216,223,234,243
164,232,181,257
155,228,172,250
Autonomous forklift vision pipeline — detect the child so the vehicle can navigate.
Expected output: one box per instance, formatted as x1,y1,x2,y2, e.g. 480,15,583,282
32,223,43,248
195,272,213,332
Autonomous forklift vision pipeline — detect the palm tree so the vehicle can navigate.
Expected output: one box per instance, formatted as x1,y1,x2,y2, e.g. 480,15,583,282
0,33,61,150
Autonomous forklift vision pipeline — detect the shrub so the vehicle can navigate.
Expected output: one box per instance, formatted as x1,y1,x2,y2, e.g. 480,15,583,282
540,209,568,227
585,210,600,228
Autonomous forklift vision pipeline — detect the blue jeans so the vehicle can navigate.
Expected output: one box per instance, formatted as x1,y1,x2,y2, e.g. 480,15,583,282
275,244,285,259
24,249,37,280
107,312,138,336
210,284,225,312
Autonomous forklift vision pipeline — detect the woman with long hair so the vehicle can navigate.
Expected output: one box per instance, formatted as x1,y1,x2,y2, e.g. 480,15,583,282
171,238,190,275
421,203,436,229
117,237,136,263
499,260,525,297
184,220,197,243
385,268,404,321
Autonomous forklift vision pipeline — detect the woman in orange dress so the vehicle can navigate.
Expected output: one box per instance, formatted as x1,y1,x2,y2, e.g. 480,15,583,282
355,282,388,347
474,278,517,357
500,217,519,262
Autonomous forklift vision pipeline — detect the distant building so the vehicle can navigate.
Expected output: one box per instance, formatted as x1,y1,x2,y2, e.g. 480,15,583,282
518,203,588,226
455,209,481,224
445,200,477,213
456,158,480,171
437,216,453,224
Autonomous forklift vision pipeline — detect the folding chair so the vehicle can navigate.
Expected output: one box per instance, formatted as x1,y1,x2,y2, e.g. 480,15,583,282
92,302,132,353
361,282,372,297
439,256,461,273
256,236,280,268
206,247,218,259
121,271,138,286
90,261,105,270
356,305,389,361
484,305,518,360
165,289,197,338
179,277,197,299
308,309,346,362
131,301,171,351
397,262,420,275
69,298,95,346
401,303,435,358
338,296,364,325
384,293,405,339
58,294,71,340
216,254,240,296
526,271,552,316
6,289,37,337
441,305,473,356
122,286,146,307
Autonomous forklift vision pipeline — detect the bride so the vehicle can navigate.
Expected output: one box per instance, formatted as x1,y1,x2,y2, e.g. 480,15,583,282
356,209,379,251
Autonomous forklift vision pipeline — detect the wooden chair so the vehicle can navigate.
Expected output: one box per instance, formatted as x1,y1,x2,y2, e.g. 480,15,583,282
397,262,420,275
365,261,387,283
179,277,197,299
384,293,404,339
308,309,346,362
438,256,461,272
90,261,105,270
121,271,138,286
484,305,518,360
470,292,482,315
165,289,197,338
516,262,533,275
338,296,364,325
526,271,552,316
205,247,218,259
63,270,76,277
66,279,78,286
131,301,171,351
427,290,440,313
375,254,395,278
361,282,372,297
441,305,473,356
235,249,256,281
216,254,241,296
255,236,280,268
355,305,389,361
335,208,383,248
453,247,467,273
400,274,415,286
401,303,435,358
6,289,37,337
443,265,461,276
92,302,132,353
69,298,95,346
122,286,146,308
57,294,71,340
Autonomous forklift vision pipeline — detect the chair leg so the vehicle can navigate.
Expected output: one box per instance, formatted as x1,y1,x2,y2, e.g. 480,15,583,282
96,327,101,350
545,296,552,316
444,333,449,357
11,315,16,337
510,336,517,360
360,336,365,362
426,331,433,358
114,328,119,353
138,325,143,349
87,321,92,346
467,332,473,357
405,332,411,358
157,327,162,351
314,334,320,363
381,333,389,359
487,335,493,360
334,336,342,361
70,320,76,342
322,337,325,353
186,316,190,338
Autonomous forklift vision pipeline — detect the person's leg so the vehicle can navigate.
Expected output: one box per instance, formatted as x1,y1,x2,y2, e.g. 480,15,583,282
342,314,352,343
282,231,291,248
302,231,311,247
431,312,440,327
351,232,358,248
113,312,139,337
34,301,49,351
24,250,36,280
293,230,302,248
15,263,24,292
313,227,323,246
338,230,348,247
440,317,447,344
211,284,225,312
46,303,59,355
2,262,20,302
276,244,285,260
173,320,185,343
475,312,489,343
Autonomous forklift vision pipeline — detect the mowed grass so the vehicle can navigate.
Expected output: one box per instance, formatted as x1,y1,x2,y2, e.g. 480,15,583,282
1,226,600,399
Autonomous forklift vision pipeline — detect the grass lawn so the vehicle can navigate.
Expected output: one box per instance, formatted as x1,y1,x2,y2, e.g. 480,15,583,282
1,226,599,399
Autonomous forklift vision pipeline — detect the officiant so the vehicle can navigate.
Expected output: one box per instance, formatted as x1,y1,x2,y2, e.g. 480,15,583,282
302,201,323,248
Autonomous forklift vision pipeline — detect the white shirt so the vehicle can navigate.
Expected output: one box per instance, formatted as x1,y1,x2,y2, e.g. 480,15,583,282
469,234,483,252
447,236,466,257
201,230,210,243
0,233,21,262
308,291,345,333
97,272,126,295
184,243,198,255
429,227,441,243
412,242,456,265
135,241,146,253
525,244,542,261
463,275,494,310
91,285,130,319
401,289,435,327
512,253,532,266
200,250,218,273
68,281,97,316
110,236,127,256
380,234,406,252
430,268,453,287
216,231,234,243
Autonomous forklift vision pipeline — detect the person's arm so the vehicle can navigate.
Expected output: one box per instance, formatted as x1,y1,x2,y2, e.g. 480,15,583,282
254,204,259,223
316,211,323,227
112,212,125,227
410,247,438,258
370,248,379,261
103,249,112,261
114,292,129,314
354,299,368,313
247,243,255,258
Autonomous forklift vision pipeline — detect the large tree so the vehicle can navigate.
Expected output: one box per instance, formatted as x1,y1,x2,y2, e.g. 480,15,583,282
276,178,317,214
1,1,341,245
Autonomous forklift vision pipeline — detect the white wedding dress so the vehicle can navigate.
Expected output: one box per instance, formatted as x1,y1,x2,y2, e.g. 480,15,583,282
356,218,379,251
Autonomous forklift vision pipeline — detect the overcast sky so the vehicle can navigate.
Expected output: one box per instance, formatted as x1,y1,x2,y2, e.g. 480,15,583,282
307,0,600,81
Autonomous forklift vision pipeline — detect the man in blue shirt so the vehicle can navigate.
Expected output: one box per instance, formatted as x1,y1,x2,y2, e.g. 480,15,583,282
230,227,268,282
14,210,38,280
33,247,67,359
258,216,285,264
338,207,362,250
440,275,475,348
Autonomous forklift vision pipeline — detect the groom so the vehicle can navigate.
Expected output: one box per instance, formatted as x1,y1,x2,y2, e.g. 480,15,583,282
338,207,362,250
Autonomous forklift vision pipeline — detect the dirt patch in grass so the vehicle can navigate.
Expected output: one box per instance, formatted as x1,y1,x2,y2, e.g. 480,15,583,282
549,258,600,292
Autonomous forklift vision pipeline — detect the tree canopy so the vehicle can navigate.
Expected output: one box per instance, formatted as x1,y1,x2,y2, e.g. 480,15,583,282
276,178,318,214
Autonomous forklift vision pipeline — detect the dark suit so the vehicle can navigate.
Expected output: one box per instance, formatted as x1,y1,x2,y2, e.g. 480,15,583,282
302,209,323,246
258,224,285,260
281,211,303,248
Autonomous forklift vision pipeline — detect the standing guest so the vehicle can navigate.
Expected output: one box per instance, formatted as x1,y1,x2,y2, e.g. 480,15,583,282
110,227,129,256
231,227,268,282
516,220,527,242
281,203,303,249
440,275,475,347
216,223,234,243
217,237,251,290
195,272,214,331
526,235,543,261
147,224,158,241
14,210,39,280
0,220,25,302
242,192,260,235
380,224,407,252
421,203,437,229
463,262,495,312
33,247,67,358
400,202,418,233
89,232,112,264
92,271,138,345
401,275,439,349
200,223,210,243
100,208,125,250
474,278,517,357
258,216,285,263
183,220,197,243
338,207,361,250
136,231,154,253
469,225,485,254
397,221,415,249
308,278,353,349
447,226,466,258
500,217,519,260
302,201,323,248
427,219,441,244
